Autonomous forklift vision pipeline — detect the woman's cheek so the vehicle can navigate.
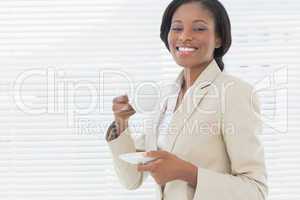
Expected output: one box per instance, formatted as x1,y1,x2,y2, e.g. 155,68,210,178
168,33,176,47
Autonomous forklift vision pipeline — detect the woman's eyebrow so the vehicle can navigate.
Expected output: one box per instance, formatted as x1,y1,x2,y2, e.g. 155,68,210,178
171,19,208,25
193,19,208,25
171,20,182,23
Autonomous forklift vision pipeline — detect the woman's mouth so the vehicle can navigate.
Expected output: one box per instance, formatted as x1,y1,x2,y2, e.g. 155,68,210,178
176,46,198,57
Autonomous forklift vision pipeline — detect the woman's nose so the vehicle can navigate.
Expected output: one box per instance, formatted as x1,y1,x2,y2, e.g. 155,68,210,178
179,30,193,42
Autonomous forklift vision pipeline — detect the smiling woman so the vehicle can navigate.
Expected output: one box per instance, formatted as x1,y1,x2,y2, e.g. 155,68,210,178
160,0,231,72
106,0,268,200
167,2,222,70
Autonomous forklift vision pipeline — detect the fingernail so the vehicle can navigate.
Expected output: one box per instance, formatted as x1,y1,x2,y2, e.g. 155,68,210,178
143,152,148,156
121,105,129,111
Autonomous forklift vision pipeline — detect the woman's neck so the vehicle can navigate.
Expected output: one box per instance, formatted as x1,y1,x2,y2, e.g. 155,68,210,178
182,60,211,90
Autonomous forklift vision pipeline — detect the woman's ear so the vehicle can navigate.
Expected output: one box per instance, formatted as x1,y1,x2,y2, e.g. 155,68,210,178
215,37,222,49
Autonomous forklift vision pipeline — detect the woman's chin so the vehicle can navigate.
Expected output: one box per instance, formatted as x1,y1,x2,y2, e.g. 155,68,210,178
175,58,213,69
175,61,198,69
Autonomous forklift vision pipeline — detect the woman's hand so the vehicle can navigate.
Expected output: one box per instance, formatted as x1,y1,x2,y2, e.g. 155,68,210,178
137,151,198,187
112,94,136,134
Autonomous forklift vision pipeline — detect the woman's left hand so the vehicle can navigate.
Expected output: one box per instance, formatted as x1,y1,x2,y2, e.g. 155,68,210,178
137,150,194,186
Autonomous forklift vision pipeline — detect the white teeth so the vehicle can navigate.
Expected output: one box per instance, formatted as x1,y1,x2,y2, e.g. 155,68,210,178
178,47,196,52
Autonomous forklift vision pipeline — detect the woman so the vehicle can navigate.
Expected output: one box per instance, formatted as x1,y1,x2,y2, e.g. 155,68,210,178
106,0,268,200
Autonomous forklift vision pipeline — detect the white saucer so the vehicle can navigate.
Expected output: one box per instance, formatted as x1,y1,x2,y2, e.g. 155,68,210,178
119,152,157,165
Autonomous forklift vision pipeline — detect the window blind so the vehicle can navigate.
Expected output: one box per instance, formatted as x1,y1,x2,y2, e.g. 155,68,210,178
0,0,299,200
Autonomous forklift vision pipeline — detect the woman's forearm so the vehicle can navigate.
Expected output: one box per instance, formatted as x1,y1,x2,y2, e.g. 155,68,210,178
178,161,198,188
115,119,128,135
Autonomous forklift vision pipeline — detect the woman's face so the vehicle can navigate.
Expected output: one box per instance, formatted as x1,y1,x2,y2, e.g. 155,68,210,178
167,2,221,69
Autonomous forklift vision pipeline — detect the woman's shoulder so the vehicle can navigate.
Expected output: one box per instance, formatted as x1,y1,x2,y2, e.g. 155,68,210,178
215,72,254,92
213,72,257,101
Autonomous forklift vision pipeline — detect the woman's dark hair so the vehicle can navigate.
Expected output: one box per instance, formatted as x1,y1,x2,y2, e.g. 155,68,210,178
160,0,231,71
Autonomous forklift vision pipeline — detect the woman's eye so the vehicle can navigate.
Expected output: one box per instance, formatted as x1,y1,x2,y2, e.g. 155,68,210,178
194,28,206,31
171,27,182,31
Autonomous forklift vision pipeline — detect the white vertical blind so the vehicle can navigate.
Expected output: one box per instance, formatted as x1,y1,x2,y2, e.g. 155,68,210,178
0,0,299,200
0,0,166,199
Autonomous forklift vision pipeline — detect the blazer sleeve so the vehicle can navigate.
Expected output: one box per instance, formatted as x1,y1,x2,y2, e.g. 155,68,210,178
193,80,268,200
106,124,149,190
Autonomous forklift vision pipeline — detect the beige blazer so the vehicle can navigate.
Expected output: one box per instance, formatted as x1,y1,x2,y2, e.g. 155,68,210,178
106,60,268,200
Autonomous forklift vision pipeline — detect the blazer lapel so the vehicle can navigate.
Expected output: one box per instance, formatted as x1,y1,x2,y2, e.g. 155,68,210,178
165,60,222,152
145,96,168,151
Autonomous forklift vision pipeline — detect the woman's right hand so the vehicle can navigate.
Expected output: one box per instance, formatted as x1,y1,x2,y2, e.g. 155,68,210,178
112,94,136,134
